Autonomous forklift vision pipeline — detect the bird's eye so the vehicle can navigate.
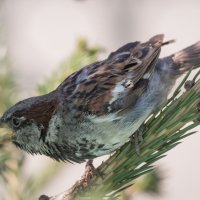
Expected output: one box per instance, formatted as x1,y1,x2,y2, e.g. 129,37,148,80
12,117,21,128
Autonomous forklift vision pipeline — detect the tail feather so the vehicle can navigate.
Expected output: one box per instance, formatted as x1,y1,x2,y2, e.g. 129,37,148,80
172,41,200,74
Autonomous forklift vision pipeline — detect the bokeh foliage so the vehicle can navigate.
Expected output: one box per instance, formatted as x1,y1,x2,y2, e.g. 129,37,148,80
38,38,102,94
0,38,102,200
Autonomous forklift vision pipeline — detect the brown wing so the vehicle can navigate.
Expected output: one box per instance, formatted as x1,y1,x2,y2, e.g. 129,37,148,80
58,34,164,117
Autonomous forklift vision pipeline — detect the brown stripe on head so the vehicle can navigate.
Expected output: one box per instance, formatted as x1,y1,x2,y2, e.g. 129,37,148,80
13,93,58,133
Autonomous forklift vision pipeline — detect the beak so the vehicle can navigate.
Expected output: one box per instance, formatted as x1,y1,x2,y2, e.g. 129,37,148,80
0,117,15,142
0,117,3,127
0,118,2,126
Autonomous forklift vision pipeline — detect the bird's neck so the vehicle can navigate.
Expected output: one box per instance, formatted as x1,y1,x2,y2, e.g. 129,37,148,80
22,90,59,132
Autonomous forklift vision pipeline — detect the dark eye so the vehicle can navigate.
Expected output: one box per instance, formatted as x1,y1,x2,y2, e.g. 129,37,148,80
12,117,21,128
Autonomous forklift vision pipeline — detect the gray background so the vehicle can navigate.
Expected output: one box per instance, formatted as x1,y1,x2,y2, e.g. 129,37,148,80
2,0,200,199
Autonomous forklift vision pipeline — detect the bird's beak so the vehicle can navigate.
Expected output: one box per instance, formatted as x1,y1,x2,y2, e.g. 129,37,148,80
0,116,6,127
0,116,15,142
0,117,3,127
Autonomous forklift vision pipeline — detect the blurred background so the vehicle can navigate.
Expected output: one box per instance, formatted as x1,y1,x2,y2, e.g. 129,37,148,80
0,0,200,199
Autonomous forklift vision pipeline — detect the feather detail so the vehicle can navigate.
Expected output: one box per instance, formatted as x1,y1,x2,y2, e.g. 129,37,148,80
59,34,164,117
171,41,200,75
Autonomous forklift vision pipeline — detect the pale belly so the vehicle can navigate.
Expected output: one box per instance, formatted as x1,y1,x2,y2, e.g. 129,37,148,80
73,111,152,158
46,71,173,159
57,100,155,159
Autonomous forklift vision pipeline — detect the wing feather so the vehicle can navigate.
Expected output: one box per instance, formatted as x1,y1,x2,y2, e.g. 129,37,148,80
59,35,164,117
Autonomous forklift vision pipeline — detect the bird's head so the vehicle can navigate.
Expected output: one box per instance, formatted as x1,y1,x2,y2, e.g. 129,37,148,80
0,93,58,155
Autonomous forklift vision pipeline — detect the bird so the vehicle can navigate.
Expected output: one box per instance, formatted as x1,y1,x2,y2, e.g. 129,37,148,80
0,34,200,164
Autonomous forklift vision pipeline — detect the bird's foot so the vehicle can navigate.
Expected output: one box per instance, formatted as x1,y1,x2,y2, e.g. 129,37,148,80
184,80,195,91
131,125,145,156
185,70,200,91
79,160,101,187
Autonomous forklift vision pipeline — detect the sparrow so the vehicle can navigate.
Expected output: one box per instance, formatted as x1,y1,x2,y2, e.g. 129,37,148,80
0,34,200,163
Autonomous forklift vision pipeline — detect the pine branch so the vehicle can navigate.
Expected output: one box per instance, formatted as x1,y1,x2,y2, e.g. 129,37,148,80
39,70,200,200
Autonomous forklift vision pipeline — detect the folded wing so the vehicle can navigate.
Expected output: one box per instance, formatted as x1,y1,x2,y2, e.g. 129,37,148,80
59,34,164,117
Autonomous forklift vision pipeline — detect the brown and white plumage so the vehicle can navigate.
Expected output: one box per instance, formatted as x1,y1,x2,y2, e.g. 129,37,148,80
59,34,163,117
1,34,200,163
